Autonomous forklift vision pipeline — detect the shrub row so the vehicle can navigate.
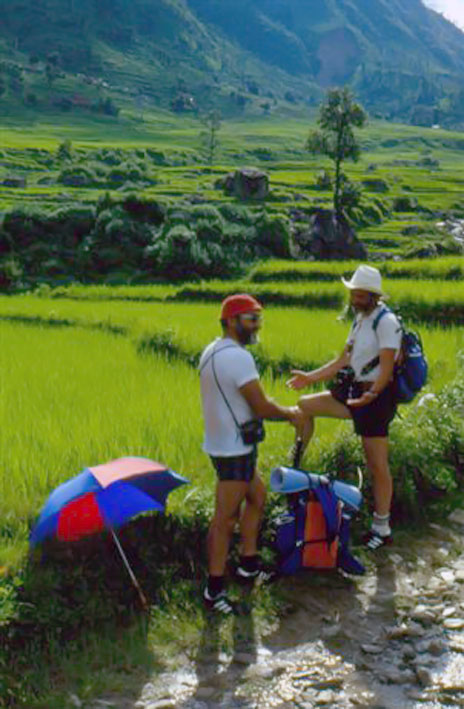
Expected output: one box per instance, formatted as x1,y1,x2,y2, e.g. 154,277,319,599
0,198,293,289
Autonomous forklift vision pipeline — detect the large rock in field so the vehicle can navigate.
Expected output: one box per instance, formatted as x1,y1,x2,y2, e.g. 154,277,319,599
221,168,269,200
294,208,367,260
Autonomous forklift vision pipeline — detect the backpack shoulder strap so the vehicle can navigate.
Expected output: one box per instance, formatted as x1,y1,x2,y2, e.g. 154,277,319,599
372,306,391,332
312,481,339,543
360,307,394,377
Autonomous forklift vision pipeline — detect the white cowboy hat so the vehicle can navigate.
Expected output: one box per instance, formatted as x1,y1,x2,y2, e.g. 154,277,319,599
341,265,385,296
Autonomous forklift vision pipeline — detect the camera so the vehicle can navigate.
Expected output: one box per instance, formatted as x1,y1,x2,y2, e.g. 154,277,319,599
239,419,266,445
328,366,356,403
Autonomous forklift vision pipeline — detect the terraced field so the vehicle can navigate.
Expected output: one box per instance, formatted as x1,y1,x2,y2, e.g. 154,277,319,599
1,111,463,258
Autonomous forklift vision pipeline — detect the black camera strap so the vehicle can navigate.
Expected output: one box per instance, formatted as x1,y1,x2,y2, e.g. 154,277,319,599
210,344,242,432
200,341,243,432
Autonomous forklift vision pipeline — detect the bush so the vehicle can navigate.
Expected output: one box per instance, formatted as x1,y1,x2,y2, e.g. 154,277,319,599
393,196,419,212
316,366,464,522
189,204,224,224
2,209,48,248
57,139,72,161
339,177,362,211
0,256,23,290
145,224,243,280
94,148,124,166
361,178,389,193
106,163,146,187
218,203,255,225
314,170,332,190
59,165,98,187
122,196,165,224
255,213,292,258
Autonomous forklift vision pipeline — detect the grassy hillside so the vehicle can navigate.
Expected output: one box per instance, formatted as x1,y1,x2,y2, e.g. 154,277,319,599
1,0,464,124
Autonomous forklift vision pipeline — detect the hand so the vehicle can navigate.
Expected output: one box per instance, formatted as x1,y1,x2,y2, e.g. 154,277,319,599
347,390,378,408
286,370,316,390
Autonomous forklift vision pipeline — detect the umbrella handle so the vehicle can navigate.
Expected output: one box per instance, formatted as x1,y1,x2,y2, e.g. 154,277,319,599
109,527,149,611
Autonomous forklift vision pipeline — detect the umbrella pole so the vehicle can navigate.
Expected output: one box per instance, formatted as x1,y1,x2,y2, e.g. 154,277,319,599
109,527,149,611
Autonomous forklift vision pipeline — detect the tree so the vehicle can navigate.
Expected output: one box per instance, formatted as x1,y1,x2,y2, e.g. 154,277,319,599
306,87,367,219
200,110,221,172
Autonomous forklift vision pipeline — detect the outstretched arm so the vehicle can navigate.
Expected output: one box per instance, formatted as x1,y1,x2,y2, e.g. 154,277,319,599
239,379,305,428
286,346,351,391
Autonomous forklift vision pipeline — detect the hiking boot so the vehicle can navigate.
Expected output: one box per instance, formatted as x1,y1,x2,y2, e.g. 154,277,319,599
203,588,237,615
363,529,393,551
235,564,277,586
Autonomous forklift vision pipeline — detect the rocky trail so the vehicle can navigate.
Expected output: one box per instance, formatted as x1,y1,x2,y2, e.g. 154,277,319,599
90,513,464,709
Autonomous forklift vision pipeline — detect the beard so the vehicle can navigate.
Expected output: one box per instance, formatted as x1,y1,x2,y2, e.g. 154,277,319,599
351,295,378,314
236,322,259,346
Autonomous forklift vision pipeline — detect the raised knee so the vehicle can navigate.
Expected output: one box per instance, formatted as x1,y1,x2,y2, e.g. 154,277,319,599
298,396,314,416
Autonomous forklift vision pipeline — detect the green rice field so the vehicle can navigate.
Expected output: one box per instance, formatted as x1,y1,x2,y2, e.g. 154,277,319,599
1,278,463,569
1,111,464,259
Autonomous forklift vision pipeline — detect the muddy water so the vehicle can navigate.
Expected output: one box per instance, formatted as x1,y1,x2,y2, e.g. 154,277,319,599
94,518,464,709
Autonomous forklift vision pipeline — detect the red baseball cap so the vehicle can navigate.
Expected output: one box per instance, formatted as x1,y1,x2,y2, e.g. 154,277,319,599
220,293,263,320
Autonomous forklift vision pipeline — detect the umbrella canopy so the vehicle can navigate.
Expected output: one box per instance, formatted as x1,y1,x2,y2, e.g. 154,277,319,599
30,456,189,546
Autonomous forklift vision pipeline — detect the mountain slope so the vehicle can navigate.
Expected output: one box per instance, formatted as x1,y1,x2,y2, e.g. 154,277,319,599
190,0,464,84
1,0,464,125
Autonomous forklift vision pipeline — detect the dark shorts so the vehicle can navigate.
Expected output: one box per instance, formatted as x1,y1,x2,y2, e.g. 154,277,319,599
333,381,397,438
210,448,257,482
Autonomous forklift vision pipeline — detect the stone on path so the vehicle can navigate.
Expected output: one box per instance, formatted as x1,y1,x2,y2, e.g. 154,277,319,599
448,508,464,525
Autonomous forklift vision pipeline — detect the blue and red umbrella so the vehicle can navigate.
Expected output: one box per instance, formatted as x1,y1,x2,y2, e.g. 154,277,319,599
30,457,189,607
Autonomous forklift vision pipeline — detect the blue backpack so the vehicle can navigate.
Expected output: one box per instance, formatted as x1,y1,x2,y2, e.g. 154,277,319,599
270,466,365,576
372,307,428,404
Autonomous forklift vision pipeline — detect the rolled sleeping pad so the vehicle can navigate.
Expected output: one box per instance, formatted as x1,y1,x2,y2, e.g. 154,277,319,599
332,479,362,513
270,466,362,513
270,466,328,494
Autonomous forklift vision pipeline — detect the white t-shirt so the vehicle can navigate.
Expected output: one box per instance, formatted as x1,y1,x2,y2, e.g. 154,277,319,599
347,305,402,381
199,337,259,456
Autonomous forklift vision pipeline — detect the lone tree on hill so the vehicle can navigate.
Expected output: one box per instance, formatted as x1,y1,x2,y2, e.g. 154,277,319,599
307,87,367,219
200,110,221,172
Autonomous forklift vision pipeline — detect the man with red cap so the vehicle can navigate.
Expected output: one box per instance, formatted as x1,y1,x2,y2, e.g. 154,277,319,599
199,293,304,614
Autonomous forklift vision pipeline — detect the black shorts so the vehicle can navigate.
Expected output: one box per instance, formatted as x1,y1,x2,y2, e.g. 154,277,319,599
210,448,257,482
333,381,397,438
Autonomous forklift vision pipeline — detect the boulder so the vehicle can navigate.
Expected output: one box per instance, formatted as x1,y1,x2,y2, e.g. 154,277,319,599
223,168,269,201
294,209,367,260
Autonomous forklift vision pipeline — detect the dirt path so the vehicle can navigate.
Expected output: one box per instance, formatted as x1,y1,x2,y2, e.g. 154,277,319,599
92,515,464,709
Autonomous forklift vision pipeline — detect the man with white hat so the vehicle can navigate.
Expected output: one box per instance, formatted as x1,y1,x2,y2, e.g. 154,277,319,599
287,265,402,550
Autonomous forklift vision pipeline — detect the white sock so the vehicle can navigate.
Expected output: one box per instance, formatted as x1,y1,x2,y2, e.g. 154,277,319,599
371,513,391,537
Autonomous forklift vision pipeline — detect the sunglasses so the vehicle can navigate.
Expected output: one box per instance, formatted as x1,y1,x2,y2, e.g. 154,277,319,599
239,313,262,323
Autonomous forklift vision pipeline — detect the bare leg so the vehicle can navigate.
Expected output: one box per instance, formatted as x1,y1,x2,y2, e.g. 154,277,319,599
296,391,352,454
207,480,248,576
362,436,392,517
239,472,266,556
